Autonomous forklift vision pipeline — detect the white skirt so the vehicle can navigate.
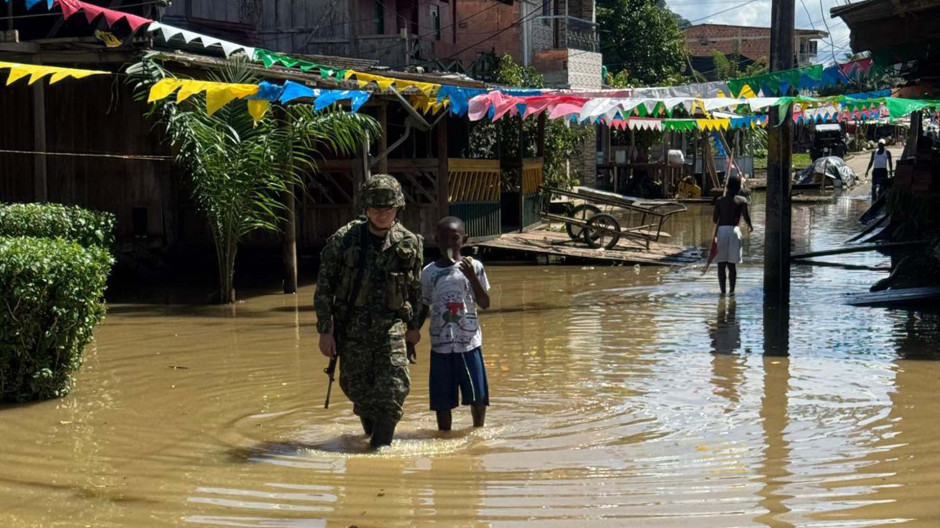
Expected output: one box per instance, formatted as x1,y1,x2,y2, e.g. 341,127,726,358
716,225,743,264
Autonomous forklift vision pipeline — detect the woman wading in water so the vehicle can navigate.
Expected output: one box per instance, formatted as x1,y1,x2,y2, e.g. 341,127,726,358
712,175,753,296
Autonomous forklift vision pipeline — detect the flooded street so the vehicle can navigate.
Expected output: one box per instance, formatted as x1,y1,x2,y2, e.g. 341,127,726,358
2,191,940,528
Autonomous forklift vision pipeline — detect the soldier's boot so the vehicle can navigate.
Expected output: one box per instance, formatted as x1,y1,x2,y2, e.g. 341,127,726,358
369,419,397,448
360,417,374,436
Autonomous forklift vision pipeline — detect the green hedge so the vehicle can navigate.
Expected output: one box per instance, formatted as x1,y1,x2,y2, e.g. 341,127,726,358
0,202,116,248
0,236,113,402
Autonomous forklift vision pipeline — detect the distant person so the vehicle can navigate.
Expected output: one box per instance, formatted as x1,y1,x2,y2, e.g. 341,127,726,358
711,175,753,297
865,138,893,202
417,217,491,431
676,175,702,199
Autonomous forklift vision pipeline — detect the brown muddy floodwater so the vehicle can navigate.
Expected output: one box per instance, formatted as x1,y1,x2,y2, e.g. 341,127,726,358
3,192,940,528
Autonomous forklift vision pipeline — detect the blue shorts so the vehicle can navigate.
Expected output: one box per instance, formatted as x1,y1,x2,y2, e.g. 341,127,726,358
429,348,490,411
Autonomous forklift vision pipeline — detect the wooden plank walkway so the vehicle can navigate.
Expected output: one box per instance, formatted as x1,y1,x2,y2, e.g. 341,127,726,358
846,287,940,307
478,229,701,266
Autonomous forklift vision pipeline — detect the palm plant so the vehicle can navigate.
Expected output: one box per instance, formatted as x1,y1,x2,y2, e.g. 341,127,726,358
127,56,378,303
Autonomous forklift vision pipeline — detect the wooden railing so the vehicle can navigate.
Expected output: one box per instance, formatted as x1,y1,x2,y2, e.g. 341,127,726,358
448,158,501,202
447,158,501,239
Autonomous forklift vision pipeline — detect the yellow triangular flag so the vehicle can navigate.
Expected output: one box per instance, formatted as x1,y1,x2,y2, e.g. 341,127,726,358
148,79,183,102
205,84,260,115
248,100,270,124
376,77,395,91
28,66,56,85
177,80,213,103
4,67,31,86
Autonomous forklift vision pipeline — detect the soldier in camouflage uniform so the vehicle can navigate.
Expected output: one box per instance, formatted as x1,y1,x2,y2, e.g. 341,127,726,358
315,174,423,447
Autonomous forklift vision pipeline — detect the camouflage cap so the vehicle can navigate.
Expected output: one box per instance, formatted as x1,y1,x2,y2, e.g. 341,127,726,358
361,174,406,208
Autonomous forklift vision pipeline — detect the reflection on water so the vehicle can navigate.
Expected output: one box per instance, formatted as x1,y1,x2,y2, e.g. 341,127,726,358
1,194,940,527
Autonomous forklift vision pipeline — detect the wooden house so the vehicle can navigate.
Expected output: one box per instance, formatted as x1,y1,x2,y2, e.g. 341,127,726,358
0,2,546,267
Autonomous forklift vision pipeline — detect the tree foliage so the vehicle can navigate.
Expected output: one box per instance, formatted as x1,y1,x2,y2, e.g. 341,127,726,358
126,55,378,303
711,46,769,81
469,55,591,189
598,0,688,86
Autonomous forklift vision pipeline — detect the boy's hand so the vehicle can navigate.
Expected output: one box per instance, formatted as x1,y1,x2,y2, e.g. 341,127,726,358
458,256,476,280
405,329,421,345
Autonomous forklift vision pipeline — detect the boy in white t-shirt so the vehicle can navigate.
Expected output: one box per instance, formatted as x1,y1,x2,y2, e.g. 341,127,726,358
416,217,491,431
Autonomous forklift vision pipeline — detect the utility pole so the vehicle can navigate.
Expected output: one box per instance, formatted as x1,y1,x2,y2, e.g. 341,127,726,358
763,0,794,355
765,0,794,307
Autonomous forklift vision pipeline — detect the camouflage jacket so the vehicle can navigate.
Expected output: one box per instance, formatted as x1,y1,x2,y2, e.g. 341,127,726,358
314,219,423,333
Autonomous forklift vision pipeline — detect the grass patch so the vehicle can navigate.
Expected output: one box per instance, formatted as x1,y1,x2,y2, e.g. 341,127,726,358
753,152,811,171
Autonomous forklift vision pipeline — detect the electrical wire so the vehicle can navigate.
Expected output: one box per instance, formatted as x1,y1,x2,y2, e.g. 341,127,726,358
818,0,840,64
439,6,545,62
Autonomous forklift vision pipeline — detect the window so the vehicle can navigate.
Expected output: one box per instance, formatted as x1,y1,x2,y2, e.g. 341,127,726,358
430,5,441,41
373,0,384,35
542,0,552,26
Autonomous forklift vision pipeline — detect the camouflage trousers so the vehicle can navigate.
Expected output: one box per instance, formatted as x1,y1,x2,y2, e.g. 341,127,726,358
337,321,411,423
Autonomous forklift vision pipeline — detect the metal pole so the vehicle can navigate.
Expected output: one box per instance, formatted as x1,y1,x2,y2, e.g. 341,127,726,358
764,0,794,311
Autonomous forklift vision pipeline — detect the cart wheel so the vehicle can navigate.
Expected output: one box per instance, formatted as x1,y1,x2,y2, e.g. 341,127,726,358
583,213,621,250
565,204,601,240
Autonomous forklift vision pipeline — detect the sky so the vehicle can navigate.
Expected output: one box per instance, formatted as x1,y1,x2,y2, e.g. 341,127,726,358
665,0,854,65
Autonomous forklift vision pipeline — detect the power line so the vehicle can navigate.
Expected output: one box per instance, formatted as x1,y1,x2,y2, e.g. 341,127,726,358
818,0,840,64
800,0,817,31
366,0,507,59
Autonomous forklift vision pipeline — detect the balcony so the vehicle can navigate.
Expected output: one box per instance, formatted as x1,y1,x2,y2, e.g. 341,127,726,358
533,15,599,53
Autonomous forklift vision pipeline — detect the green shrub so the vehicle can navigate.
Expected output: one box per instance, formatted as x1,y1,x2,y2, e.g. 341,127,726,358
0,237,113,402
0,202,116,248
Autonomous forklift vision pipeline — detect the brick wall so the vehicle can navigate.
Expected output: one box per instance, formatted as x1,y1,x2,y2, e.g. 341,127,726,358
453,0,522,65
684,24,823,63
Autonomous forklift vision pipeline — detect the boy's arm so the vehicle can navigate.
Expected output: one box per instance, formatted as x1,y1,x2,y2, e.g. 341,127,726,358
712,202,719,225
888,151,894,174
866,152,874,174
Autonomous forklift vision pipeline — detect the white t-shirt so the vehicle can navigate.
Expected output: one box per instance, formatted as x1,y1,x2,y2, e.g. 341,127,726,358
420,259,490,354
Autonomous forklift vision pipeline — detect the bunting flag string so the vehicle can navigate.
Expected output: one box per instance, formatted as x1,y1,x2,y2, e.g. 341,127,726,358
148,23,255,58
147,78,260,115
435,85,487,116
727,64,823,98
54,0,152,32
253,49,346,80
343,71,439,97
0,61,109,86
146,78,373,120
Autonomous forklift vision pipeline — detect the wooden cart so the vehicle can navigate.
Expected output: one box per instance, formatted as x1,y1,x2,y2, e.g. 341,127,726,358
539,186,687,250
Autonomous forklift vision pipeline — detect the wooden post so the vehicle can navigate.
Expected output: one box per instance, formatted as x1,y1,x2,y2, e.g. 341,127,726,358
32,66,47,202
764,0,794,319
281,185,298,294
518,117,525,232
536,113,546,157
376,102,388,173
276,107,297,294
437,114,449,220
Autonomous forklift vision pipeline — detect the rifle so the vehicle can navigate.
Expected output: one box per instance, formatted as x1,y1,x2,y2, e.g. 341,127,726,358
324,223,369,409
